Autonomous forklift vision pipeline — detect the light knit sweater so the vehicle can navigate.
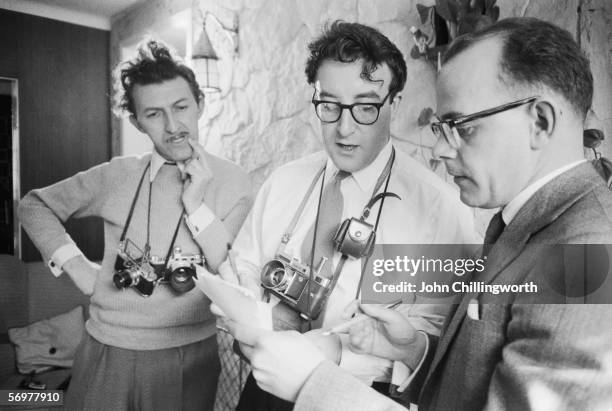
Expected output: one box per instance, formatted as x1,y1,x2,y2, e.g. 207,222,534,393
18,152,252,350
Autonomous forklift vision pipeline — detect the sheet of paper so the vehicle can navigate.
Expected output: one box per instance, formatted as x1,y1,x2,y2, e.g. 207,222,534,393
195,266,272,330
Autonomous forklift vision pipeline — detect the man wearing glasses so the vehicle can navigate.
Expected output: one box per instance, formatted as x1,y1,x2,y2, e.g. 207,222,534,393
224,17,612,411
212,20,477,410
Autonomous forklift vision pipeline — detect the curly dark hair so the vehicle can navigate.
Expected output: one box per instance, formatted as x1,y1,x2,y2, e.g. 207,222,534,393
113,39,203,117
443,17,593,119
305,21,407,101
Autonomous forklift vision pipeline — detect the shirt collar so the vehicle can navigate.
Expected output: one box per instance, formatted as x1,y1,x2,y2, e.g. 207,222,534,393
502,159,587,224
326,140,393,192
150,150,186,182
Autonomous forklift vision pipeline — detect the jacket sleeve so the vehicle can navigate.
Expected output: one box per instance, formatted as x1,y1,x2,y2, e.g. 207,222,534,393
294,361,409,411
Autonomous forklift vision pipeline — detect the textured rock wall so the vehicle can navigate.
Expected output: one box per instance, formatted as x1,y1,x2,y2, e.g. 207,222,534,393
112,1,612,232
192,0,611,183
580,0,612,158
194,0,439,189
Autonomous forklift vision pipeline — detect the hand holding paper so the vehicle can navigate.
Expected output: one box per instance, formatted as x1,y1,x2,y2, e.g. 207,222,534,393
226,321,326,403
193,265,272,331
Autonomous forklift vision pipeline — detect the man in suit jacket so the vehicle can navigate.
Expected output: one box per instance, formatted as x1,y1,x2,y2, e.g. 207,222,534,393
228,17,612,411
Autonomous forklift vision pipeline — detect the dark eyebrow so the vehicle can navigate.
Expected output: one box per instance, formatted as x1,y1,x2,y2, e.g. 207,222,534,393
173,98,189,105
318,91,337,99
142,98,189,112
354,91,382,99
317,91,382,101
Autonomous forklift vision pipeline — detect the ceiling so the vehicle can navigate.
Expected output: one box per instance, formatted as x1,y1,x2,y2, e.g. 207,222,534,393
26,0,144,18
1,0,147,29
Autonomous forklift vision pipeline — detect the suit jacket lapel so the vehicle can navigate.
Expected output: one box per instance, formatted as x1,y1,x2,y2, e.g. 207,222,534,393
421,162,604,395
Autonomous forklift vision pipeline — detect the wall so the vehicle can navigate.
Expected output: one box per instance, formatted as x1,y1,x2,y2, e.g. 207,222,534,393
190,0,612,233
0,10,111,261
194,0,439,189
110,0,192,157
112,1,612,233
580,0,612,157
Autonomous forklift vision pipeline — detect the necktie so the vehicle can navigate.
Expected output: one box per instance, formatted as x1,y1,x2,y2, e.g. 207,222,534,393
301,169,351,279
482,211,506,256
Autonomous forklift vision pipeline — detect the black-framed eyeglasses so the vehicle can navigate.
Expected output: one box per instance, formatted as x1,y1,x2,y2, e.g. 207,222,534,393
311,90,392,125
430,96,538,149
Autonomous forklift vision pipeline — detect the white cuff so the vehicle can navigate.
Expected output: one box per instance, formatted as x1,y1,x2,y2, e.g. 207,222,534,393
48,243,83,277
396,330,429,393
338,333,392,385
185,203,216,238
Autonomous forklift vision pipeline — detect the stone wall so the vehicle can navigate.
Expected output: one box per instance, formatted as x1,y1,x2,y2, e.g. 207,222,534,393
580,0,612,158
194,0,439,189
110,0,192,156
112,0,612,232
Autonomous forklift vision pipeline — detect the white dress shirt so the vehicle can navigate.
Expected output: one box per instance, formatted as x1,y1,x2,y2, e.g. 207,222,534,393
223,142,479,385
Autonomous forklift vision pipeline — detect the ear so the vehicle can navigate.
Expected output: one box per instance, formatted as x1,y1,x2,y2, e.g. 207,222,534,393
529,100,556,150
390,92,402,120
129,115,145,133
197,94,205,119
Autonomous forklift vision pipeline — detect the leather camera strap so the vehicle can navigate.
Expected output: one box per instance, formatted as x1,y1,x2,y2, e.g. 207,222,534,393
118,163,151,242
276,163,326,255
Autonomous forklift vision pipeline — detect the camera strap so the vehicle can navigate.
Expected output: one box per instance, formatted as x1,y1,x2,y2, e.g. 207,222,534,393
327,147,396,300
355,149,396,298
276,164,327,254
364,147,396,226
118,162,151,243
264,163,326,304
119,160,186,267
146,178,187,268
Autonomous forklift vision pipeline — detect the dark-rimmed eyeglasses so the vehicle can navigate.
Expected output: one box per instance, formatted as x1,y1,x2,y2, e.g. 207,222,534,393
311,91,392,125
431,96,538,149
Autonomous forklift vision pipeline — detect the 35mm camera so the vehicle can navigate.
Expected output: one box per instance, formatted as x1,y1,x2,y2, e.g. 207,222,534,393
260,252,330,320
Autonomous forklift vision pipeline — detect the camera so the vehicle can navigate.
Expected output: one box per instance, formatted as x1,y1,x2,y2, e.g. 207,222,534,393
333,192,401,259
165,246,202,293
113,240,202,297
260,252,330,320
112,241,159,297
333,218,376,259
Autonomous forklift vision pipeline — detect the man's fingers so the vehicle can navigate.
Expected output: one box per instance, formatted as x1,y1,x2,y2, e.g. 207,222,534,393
341,299,362,319
347,318,374,353
238,341,255,360
226,319,266,346
359,303,405,324
187,138,206,161
218,263,239,284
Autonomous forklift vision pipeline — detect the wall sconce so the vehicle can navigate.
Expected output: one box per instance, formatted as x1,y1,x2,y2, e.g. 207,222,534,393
192,22,220,93
191,12,239,93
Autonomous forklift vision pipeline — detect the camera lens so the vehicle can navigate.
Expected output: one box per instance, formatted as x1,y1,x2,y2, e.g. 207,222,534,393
170,266,195,293
263,267,287,291
113,270,133,289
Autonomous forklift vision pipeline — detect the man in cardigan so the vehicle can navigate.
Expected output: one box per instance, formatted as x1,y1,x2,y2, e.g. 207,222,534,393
227,18,612,411
18,40,252,410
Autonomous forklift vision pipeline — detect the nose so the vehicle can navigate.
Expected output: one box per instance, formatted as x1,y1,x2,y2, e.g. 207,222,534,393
432,136,457,160
165,112,179,134
337,108,356,138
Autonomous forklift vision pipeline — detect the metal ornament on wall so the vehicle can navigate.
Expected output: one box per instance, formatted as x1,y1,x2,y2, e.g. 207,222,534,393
192,12,239,95
192,24,221,93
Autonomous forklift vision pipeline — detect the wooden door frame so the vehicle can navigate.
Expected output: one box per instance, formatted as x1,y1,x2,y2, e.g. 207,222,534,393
0,77,21,258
